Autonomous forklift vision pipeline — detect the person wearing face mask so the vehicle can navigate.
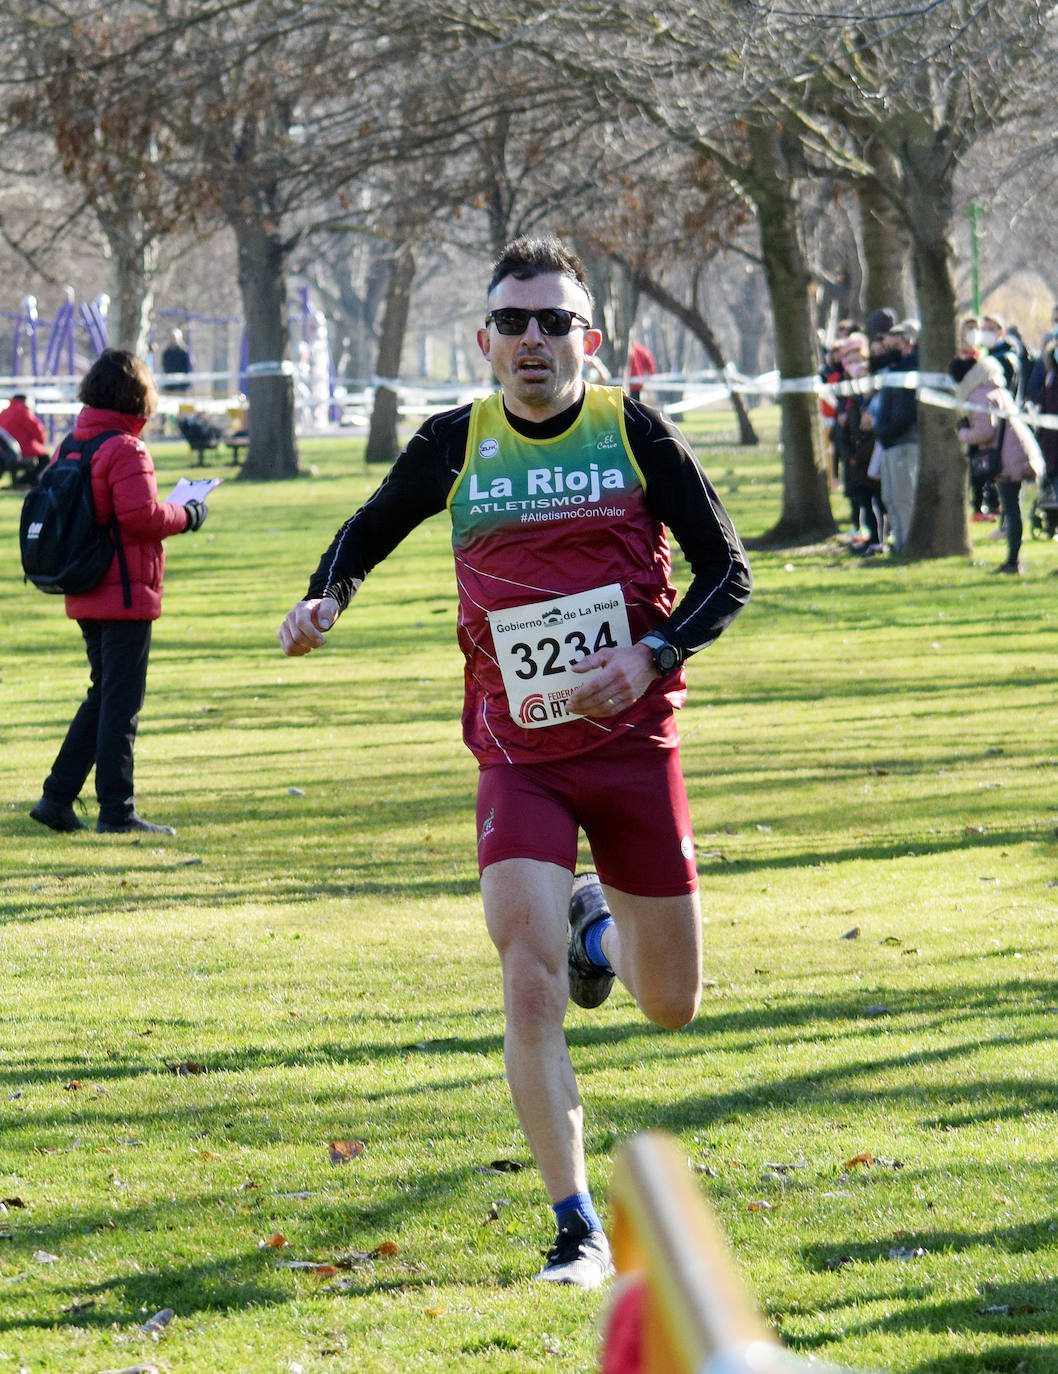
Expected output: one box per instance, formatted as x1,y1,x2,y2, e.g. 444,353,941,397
834,333,884,552
1026,304,1058,407
951,352,1044,573
958,317,999,523
873,321,920,553
972,315,1026,401
278,234,752,1290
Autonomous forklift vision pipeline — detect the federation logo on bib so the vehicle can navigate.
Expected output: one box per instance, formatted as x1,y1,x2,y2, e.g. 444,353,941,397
478,437,500,459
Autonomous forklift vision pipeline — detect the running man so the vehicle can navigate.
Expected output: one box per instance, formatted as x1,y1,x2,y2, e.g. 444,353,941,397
279,234,752,1288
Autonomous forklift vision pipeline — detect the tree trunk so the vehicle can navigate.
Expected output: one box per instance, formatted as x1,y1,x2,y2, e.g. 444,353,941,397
233,213,298,480
745,121,835,542
856,152,910,318
632,268,758,445
366,241,416,465
900,133,968,559
98,204,155,355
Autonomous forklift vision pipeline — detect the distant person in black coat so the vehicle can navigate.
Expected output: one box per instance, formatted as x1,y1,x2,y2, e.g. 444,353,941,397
160,329,192,394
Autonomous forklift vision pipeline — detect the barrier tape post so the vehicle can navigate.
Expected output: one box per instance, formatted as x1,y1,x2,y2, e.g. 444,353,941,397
606,1132,863,1374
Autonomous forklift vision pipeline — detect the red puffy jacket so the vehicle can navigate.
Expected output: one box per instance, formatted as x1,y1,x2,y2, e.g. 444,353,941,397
61,407,191,621
0,398,48,458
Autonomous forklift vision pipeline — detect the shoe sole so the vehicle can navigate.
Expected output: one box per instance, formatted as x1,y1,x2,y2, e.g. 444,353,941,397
568,873,615,1009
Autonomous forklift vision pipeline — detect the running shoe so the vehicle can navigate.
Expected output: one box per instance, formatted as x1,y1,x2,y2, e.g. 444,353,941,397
535,1214,613,1288
568,872,615,1009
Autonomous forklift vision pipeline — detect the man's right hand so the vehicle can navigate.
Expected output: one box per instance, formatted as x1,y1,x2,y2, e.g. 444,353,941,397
278,596,340,656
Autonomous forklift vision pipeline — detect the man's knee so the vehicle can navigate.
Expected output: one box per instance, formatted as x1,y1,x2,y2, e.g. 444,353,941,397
502,951,568,1035
640,981,700,1030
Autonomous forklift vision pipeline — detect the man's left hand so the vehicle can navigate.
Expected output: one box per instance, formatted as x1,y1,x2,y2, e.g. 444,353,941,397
566,643,659,718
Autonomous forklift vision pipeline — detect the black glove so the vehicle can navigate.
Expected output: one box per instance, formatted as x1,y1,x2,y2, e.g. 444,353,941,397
184,499,208,532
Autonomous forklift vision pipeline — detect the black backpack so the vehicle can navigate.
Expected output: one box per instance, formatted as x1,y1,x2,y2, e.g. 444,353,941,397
19,430,132,606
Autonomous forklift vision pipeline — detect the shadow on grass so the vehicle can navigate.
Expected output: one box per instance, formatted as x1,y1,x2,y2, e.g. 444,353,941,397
0,1156,522,1333
784,1271,1058,1371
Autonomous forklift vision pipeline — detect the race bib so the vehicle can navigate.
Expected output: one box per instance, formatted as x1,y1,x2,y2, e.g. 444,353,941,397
487,584,631,729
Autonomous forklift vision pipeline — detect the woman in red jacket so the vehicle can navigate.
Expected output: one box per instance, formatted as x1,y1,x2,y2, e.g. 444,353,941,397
29,350,208,835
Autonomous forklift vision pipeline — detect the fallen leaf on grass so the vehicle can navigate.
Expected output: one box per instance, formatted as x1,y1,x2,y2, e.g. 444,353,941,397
64,1080,82,1091
1,1198,25,1209
824,1255,855,1270
277,1260,339,1276
888,1245,926,1261
861,1005,890,1018
426,1305,447,1317
235,1180,259,1192
841,926,861,940
33,1249,59,1264
166,1061,207,1076
747,1200,775,1212
843,1151,874,1171
260,1232,288,1249
763,1160,807,1173
96,1365,160,1374
139,1308,174,1336
328,1139,365,1164
333,1241,399,1266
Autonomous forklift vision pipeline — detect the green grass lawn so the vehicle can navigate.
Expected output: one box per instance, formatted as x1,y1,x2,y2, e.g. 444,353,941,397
1,410,1056,1373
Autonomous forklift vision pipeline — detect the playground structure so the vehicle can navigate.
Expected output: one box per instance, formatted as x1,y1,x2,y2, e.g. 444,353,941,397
603,1132,853,1374
0,288,344,445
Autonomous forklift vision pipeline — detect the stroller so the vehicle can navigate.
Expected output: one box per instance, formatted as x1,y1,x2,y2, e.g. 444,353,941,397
0,427,42,487
176,413,224,466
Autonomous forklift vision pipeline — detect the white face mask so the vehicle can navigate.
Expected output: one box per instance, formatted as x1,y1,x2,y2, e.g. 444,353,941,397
969,329,999,349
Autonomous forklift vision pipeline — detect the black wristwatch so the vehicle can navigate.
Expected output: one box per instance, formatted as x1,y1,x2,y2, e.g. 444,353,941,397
639,630,682,677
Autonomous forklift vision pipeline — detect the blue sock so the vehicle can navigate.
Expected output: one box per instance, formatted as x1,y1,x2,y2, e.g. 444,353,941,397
583,914,614,972
553,1191,602,1234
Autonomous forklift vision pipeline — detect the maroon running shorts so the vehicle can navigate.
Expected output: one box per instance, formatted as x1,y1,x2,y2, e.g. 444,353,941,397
475,712,697,897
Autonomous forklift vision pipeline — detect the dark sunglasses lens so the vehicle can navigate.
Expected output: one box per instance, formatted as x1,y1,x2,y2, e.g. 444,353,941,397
537,310,573,336
493,310,530,334
490,308,575,335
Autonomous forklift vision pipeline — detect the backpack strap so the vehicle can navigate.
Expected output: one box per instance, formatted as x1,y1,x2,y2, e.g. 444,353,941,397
64,429,133,610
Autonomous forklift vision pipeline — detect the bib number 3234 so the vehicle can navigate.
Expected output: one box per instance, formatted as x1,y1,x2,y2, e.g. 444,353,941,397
487,584,631,729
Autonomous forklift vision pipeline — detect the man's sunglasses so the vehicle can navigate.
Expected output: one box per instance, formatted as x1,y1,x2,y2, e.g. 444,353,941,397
485,307,592,336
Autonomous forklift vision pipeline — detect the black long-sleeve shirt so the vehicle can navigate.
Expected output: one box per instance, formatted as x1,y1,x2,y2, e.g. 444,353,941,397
307,392,752,662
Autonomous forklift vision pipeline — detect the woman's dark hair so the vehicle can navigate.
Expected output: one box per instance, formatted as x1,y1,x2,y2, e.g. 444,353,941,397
948,355,976,384
78,349,158,418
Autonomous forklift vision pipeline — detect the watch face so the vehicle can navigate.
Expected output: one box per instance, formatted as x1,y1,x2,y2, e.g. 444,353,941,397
655,643,679,674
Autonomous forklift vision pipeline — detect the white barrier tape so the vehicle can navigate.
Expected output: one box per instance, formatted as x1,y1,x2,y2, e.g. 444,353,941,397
245,360,295,378
8,359,1058,436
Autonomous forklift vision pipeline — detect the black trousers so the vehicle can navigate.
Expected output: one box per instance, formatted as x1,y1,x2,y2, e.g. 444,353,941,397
42,619,152,824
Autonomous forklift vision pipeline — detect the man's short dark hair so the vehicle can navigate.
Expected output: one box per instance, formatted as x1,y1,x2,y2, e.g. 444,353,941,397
487,234,594,312
78,348,157,418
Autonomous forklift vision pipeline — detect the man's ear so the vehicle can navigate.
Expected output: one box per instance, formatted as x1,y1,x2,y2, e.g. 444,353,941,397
477,327,491,360
583,328,604,358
